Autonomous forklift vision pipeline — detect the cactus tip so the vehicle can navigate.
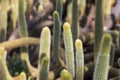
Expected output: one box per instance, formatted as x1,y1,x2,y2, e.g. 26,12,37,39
60,69,72,80
63,22,71,31
38,5,44,12
53,11,59,18
20,72,26,78
75,39,82,49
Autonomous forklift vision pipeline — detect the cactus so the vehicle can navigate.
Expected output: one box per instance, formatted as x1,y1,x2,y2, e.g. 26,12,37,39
0,0,9,42
94,0,104,61
38,27,51,80
56,0,63,19
72,0,79,45
10,0,18,31
75,39,84,80
39,56,49,80
66,3,72,24
79,0,86,16
93,34,112,80
60,69,72,80
63,22,75,77
19,72,26,80
52,11,61,63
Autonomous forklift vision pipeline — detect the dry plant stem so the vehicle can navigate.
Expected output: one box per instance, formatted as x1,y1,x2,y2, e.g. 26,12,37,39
72,0,79,45
0,37,40,50
94,0,104,61
0,47,13,80
10,0,18,30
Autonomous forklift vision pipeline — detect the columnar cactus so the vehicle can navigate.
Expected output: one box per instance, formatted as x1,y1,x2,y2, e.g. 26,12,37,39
56,0,63,19
39,56,49,80
52,11,61,63
72,0,79,45
38,27,51,80
94,0,104,61
0,0,9,42
75,39,84,80
63,22,75,77
19,72,26,80
93,34,112,80
60,69,72,80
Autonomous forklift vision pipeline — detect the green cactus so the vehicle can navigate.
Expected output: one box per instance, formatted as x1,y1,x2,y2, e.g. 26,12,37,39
56,0,63,19
52,11,61,63
94,0,105,61
39,56,49,80
75,39,84,80
63,22,75,77
38,27,51,80
60,69,72,80
93,34,112,80
72,0,79,45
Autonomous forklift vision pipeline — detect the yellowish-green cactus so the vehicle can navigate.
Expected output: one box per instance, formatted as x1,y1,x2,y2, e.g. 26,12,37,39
75,39,84,80
60,69,72,80
38,27,51,80
93,34,112,80
19,72,26,80
63,22,75,77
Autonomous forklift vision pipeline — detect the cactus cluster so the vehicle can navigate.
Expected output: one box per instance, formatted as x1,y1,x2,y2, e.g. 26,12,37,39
0,0,120,80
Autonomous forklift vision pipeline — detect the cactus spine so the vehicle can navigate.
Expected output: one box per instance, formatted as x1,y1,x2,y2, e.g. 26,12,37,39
94,0,104,61
93,34,112,80
38,27,51,80
75,39,84,80
63,22,75,77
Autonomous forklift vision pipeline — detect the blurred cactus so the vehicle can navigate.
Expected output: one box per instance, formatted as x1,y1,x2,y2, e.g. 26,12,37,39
39,56,49,80
19,72,26,80
93,34,112,80
75,39,84,80
38,27,51,80
10,0,18,31
60,69,72,80
94,0,104,61
56,0,63,19
52,11,61,64
63,22,75,77
79,0,86,16
0,0,9,42
72,0,79,45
